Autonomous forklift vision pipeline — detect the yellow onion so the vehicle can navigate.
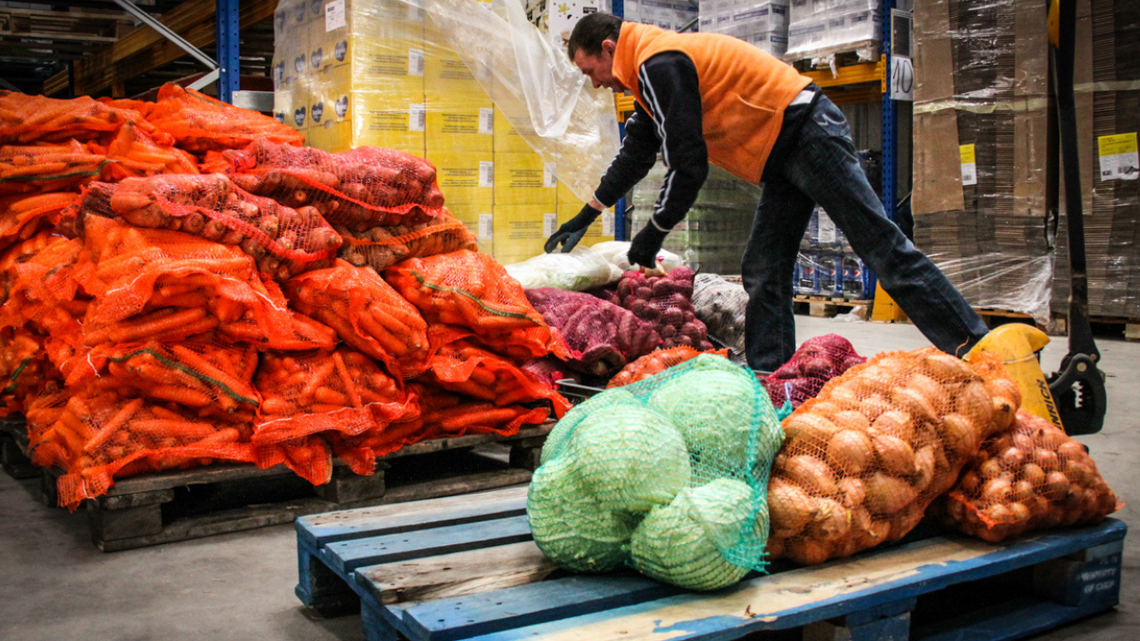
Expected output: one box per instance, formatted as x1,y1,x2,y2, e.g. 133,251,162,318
985,376,1022,410
807,498,851,542
958,380,994,428
1040,471,1072,501
873,410,915,441
784,455,839,496
858,394,893,421
768,476,819,534
827,430,875,476
765,535,786,558
1020,462,1046,487
837,476,866,508
922,352,977,383
864,472,918,515
832,410,872,433
940,414,981,459
989,396,1017,433
873,434,919,476
907,373,951,413
892,387,941,425
782,412,842,450
980,477,1012,504
785,538,832,566
1057,439,1087,462
913,445,937,492
888,504,925,540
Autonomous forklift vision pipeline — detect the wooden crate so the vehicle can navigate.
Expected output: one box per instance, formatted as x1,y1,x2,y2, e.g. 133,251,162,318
294,487,1127,641
1,417,551,552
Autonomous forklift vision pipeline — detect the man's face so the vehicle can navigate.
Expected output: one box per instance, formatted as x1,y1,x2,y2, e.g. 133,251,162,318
573,39,625,92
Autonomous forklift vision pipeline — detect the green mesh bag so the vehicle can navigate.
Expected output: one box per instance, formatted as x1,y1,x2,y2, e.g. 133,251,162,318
526,354,784,591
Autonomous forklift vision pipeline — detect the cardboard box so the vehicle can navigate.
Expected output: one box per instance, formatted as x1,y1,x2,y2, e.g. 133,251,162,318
351,90,425,156
493,105,536,155
492,205,555,264
428,151,495,219
425,104,494,155
494,153,557,207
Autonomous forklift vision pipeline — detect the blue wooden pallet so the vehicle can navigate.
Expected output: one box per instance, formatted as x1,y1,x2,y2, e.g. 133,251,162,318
294,487,1126,641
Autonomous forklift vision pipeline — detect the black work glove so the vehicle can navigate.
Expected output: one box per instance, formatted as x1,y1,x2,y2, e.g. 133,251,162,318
627,224,670,270
544,203,601,253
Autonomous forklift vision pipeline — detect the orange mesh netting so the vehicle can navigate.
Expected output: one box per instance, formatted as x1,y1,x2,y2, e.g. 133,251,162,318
0,232,88,328
418,339,571,418
761,334,867,409
0,141,113,196
224,138,446,229
142,84,304,152
254,347,413,449
0,327,49,416
766,347,1021,565
76,215,337,351
283,259,429,377
385,250,570,362
0,90,161,145
30,382,257,510
335,210,477,273
90,338,261,422
329,382,549,476
933,409,1121,543
0,192,78,251
104,121,200,179
614,266,715,351
525,287,659,377
254,433,334,486
606,345,729,388
78,173,341,279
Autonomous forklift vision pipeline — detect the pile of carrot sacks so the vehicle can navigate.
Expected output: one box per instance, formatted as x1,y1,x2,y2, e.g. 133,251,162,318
0,86,570,509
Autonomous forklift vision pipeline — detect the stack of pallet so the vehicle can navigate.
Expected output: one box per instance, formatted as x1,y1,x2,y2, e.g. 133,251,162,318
1052,0,1140,320
911,0,1053,324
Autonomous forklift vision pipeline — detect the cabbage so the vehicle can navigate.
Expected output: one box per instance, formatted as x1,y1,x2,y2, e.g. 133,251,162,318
527,458,634,572
630,494,751,591
503,247,614,291
673,478,755,554
569,403,690,513
647,358,759,474
540,389,636,465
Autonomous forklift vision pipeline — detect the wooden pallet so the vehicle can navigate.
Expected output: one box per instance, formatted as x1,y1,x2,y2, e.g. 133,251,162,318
1050,314,1140,342
294,487,1126,641
1,417,551,552
792,296,873,321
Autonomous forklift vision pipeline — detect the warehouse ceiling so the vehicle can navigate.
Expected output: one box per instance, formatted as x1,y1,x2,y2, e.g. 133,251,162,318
0,0,275,98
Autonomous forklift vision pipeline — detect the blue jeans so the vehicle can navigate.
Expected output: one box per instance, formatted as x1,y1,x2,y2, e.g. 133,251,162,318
741,96,989,371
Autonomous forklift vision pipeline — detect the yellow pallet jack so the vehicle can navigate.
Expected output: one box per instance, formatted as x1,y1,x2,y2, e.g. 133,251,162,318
968,0,1106,436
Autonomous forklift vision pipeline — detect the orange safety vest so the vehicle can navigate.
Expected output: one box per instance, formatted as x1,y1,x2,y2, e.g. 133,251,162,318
611,22,811,184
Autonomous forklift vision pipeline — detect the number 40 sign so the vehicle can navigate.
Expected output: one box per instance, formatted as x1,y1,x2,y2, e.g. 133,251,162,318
891,56,914,102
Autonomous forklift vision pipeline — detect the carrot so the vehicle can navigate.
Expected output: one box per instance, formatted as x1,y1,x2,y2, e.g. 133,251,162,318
356,310,409,357
107,307,208,343
129,419,216,439
437,407,519,431
332,352,363,409
168,345,255,405
148,385,212,408
301,360,336,398
84,398,144,453
313,387,350,406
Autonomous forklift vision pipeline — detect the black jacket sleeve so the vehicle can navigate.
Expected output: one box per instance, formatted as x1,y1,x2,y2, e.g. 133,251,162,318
594,51,708,231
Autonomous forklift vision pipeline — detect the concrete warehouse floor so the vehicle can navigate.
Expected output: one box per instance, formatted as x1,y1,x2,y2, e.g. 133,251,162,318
0,315,1136,641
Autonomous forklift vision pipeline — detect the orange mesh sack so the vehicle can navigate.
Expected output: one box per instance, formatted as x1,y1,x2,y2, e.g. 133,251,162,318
0,90,161,145
77,215,336,352
224,138,446,229
606,346,729,388
254,433,334,486
335,209,478,273
933,409,1121,543
104,121,199,179
0,327,50,415
385,250,570,362
78,173,341,278
283,260,429,377
525,288,660,378
91,338,261,422
0,141,113,196
330,382,549,476
253,347,413,446
0,192,78,251
0,232,88,329
418,339,571,418
766,347,1022,565
142,84,304,152
30,384,256,510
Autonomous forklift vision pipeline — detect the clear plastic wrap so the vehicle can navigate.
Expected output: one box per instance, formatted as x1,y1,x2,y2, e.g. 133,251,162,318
911,0,1052,322
699,0,790,59
784,0,880,65
503,245,616,291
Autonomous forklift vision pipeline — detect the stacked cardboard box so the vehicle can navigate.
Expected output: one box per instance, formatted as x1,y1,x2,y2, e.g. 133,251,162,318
911,0,1053,323
1052,0,1140,318
784,0,880,64
699,0,790,58
273,0,615,263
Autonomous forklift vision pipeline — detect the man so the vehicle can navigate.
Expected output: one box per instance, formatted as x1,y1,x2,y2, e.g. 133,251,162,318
545,12,988,371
